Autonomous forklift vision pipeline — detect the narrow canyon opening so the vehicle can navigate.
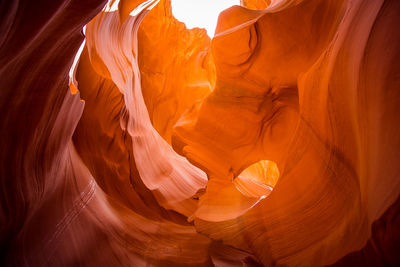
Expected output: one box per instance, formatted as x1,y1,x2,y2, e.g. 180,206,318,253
171,0,239,37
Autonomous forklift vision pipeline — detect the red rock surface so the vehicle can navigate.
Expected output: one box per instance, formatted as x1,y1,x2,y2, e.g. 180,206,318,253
0,0,399,266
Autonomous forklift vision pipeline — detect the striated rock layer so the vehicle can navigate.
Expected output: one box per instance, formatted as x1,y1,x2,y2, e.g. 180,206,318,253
0,0,399,266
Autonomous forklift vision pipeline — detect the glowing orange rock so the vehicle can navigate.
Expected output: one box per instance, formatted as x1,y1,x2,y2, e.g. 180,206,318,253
173,0,400,265
241,0,270,10
0,0,399,266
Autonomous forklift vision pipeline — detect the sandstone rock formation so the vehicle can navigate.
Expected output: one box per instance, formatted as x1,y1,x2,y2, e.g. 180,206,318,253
0,0,399,266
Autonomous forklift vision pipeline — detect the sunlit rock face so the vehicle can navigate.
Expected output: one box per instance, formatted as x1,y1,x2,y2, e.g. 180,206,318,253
0,0,399,266
240,0,270,10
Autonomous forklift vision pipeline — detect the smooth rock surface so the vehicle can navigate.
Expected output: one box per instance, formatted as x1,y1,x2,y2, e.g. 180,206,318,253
0,0,399,266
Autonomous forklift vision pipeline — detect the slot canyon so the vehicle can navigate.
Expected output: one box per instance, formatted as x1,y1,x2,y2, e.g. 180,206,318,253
1,0,400,266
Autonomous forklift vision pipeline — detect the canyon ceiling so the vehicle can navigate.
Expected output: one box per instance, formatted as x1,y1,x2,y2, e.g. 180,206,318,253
0,0,399,266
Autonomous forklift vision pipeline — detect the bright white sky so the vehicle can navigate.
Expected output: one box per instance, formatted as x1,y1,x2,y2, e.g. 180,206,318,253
171,0,239,37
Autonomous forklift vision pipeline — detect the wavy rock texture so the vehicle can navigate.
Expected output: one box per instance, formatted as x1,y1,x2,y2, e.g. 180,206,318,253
0,0,399,266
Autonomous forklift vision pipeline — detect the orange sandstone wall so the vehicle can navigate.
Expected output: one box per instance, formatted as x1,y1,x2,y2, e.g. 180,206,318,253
0,0,399,266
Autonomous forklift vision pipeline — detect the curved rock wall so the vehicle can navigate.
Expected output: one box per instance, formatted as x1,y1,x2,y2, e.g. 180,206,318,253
0,0,399,266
